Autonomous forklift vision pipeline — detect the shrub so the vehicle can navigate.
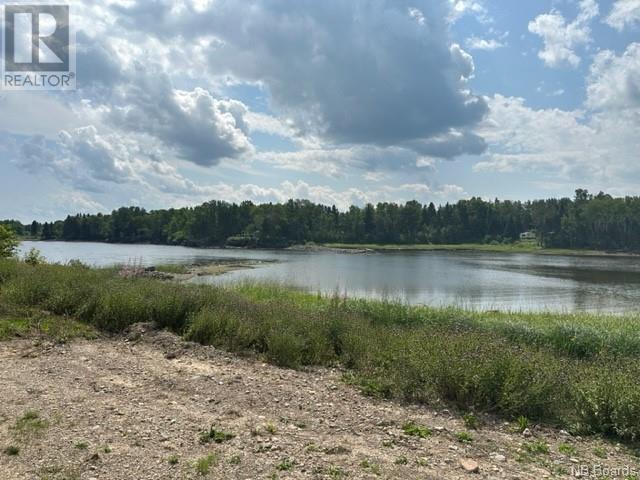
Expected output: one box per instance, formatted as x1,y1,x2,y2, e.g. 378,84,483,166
23,248,45,266
0,225,17,258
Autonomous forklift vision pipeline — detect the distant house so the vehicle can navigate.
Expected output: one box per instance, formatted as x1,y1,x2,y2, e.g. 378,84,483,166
520,230,537,241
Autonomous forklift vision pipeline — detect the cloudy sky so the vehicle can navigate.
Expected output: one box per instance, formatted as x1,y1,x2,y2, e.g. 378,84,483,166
1,0,640,222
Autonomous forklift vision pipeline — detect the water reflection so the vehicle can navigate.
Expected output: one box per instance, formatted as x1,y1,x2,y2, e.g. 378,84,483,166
19,241,640,313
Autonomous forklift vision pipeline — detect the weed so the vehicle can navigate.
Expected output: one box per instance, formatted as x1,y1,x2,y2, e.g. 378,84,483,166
199,426,234,444
276,459,294,471
463,412,480,430
13,410,48,437
168,455,179,465
395,455,408,465
456,431,473,443
74,441,88,450
558,443,577,456
516,416,529,433
229,454,241,465
327,466,347,479
360,459,381,475
593,447,607,458
195,454,218,475
265,423,277,435
402,421,432,438
3,445,19,456
523,440,549,455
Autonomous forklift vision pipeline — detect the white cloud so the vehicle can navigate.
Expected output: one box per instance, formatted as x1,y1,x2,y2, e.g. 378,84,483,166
466,36,505,51
214,180,468,210
586,43,640,111
528,0,599,68
475,46,640,192
605,0,640,31
448,0,491,23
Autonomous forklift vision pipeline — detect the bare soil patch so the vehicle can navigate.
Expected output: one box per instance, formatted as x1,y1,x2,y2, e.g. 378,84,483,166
0,326,636,479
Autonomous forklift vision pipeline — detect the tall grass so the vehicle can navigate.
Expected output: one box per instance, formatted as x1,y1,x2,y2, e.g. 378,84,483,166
2,259,640,440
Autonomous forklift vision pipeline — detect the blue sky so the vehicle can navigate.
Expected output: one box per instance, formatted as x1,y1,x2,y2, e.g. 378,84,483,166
1,0,639,222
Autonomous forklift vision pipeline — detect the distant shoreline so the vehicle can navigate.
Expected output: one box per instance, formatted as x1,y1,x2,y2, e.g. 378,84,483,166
320,242,640,257
18,238,640,258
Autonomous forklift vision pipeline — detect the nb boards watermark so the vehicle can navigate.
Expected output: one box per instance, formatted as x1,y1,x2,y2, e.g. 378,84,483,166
1,3,75,90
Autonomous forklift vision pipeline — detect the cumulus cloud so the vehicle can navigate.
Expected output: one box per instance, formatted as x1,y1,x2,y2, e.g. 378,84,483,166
605,0,640,31
475,43,640,190
586,43,640,111
108,0,488,158
528,0,599,68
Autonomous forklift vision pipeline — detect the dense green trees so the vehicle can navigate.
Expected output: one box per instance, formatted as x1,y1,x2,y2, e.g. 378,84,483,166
7,190,640,251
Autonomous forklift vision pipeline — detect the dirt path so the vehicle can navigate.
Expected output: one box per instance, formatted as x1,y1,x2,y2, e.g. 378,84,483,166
0,327,637,479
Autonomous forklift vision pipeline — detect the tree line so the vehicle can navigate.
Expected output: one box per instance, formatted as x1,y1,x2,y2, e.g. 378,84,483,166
4,189,640,251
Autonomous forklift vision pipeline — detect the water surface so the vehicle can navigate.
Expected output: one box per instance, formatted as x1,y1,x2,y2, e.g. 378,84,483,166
18,241,640,313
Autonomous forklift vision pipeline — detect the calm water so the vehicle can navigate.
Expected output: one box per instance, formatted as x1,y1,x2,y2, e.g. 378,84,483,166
18,241,640,313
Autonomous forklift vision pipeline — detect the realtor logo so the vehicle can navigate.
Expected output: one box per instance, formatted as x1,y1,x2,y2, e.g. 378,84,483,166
2,3,75,90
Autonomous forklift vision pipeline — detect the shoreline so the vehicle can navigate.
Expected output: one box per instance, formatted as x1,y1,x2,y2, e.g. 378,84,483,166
321,242,640,257
19,239,640,258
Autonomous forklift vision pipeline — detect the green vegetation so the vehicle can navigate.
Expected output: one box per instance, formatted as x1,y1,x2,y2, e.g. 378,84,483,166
402,421,432,438
195,454,218,475
456,431,473,443
74,441,88,450
199,426,234,444
0,224,18,258
12,411,48,438
3,445,19,456
168,455,179,465
154,264,191,274
3,259,640,442
276,459,295,471
558,443,577,455
516,416,530,433
523,440,550,455
463,412,480,430
9,189,640,252
324,241,612,256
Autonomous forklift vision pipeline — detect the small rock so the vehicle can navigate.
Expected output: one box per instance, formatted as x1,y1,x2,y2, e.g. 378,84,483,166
459,458,480,473
493,454,506,462
522,428,532,437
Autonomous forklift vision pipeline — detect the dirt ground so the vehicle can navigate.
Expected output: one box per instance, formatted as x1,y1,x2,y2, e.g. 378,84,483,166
0,325,638,479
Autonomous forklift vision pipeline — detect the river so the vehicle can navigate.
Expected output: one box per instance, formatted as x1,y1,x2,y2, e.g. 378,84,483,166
17,241,640,313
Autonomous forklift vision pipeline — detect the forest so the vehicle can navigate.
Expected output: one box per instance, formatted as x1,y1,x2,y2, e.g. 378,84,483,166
3,189,640,251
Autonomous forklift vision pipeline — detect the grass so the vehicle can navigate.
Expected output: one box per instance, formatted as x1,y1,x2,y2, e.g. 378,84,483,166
3,259,640,442
195,454,218,475
74,441,88,450
154,264,191,274
3,445,19,456
523,440,550,455
402,421,432,438
558,443,577,455
463,412,480,430
456,431,473,443
276,459,295,471
199,426,234,444
13,410,49,437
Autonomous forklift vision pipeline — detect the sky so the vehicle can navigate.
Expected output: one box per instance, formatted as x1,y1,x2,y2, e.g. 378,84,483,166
1,0,639,222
